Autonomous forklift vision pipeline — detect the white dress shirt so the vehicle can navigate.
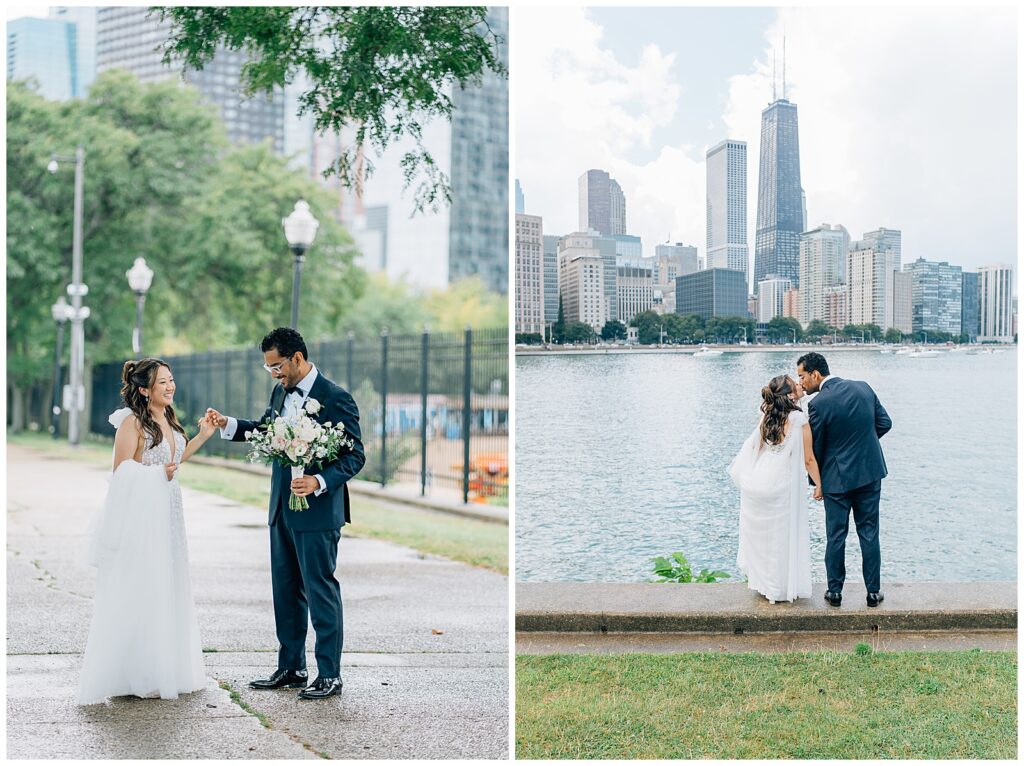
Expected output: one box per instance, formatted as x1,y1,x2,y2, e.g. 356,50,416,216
221,364,327,496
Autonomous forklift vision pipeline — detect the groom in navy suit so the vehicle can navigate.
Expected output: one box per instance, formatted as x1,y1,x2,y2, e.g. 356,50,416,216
207,327,364,698
797,352,892,608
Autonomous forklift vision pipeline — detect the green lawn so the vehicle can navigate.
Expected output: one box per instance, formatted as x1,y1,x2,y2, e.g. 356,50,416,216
9,432,507,574
516,650,1017,759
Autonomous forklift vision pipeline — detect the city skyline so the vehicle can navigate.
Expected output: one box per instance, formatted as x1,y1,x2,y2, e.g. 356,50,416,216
515,6,1016,282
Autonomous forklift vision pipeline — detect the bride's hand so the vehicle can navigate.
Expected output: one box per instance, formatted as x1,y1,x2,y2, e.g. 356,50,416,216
164,462,179,481
198,414,217,438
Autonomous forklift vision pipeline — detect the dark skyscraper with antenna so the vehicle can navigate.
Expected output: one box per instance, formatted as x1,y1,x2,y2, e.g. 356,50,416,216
754,43,803,294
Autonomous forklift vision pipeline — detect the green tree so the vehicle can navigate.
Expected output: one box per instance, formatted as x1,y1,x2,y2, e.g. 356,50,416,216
600,320,627,341
804,319,832,340
422,277,508,333
158,6,506,213
630,310,662,345
515,333,543,345
706,316,755,343
662,313,703,343
563,322,596,344
553,296,566,344
884,327,904,344
765,316,802,343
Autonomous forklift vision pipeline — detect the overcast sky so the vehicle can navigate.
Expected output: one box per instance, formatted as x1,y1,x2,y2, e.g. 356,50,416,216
515,6,1018,275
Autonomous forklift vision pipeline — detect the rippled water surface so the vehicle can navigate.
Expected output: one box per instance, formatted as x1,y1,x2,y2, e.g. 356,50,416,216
515,349,1017,583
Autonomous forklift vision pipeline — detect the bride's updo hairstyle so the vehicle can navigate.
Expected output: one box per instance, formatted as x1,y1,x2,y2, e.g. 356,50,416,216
121,358,186,448
760,374,801,447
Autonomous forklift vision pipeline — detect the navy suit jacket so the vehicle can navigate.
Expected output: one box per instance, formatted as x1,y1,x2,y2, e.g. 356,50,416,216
231,372,365,531
807,376,891,495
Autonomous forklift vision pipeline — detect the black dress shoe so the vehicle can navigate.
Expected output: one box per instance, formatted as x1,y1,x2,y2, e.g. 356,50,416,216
866,592,885,608
249,668,308,689
824,590,842,607
298,676,343,700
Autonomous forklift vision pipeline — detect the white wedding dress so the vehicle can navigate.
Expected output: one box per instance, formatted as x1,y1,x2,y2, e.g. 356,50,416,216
729,409,813,603
77,409,206,704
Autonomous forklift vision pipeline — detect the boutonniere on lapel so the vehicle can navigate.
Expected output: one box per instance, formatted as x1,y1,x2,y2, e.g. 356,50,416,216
243,397,354,511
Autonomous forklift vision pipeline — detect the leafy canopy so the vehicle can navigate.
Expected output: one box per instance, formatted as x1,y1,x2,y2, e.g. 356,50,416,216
156,6,506,214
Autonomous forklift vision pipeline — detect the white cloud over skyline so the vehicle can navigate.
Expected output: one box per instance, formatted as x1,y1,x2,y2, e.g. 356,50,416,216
516,6,1017,280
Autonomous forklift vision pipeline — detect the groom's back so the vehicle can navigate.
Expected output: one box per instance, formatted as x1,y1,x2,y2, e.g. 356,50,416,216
811,377,889,493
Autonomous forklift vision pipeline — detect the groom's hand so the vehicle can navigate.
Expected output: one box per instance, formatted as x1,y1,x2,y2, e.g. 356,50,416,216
205,408,228,429
813,486,823,501
291,475,319,497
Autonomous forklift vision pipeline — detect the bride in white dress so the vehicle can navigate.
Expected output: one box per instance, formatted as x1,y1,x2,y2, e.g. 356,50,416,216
729,374,822,604
78,358,216,704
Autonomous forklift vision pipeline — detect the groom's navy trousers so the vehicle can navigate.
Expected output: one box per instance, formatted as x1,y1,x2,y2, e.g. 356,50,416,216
822,481,882,593
231,372,364,679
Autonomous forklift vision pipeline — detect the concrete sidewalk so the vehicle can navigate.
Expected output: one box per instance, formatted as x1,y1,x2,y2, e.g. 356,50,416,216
516,582,1017,633
6,444,508,760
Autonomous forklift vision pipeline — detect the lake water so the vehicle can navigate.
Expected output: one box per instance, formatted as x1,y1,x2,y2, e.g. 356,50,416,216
515,349,1017,584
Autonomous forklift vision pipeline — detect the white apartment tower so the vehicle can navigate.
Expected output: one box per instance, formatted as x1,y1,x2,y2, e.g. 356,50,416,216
798,223,849,327
515,214,544,334
978,264,1015,343
705,140,748,279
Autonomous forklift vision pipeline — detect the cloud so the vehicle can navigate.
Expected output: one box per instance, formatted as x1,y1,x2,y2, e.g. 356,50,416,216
723,7,1016,271
515,7,698,247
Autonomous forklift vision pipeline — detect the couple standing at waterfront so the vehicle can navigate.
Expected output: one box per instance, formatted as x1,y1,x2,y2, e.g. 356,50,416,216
730,352,892,608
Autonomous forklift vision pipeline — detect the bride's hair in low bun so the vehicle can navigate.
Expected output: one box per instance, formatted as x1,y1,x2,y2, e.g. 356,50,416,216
760,374,800,447
120,358,186,447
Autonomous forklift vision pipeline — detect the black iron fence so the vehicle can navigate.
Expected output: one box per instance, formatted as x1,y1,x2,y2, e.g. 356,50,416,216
90,328,508,504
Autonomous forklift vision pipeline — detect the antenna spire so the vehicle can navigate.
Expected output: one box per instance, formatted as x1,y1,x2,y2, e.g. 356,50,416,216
772,47,776,102
782,33,787,100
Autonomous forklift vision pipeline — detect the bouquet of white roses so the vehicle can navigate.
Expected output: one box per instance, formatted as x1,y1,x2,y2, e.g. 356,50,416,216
244,398,355,511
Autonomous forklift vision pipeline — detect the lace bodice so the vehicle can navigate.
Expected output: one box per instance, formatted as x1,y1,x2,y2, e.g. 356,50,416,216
141,431,186,473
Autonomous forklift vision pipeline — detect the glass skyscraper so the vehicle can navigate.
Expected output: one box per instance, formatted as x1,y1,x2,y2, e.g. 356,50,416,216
961,271,980,340
578,169,626,237
447,6,509,294
705,139,748,279
904,258,962,336
96,7,286,154
7,14,93,101
754,98,803,294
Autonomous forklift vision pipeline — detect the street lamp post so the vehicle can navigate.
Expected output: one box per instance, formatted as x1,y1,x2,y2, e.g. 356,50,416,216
126,257,154,355
50,296,73,439
792,328,797,345
49,146,89,446
282,200,320,330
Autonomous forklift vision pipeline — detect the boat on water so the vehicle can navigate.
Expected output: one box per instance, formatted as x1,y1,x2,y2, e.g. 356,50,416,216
878,348,893,354
908,350,941,358
894,348,913,355
692,347,724,358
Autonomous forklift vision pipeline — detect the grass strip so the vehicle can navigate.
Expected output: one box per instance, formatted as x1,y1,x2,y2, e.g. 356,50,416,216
9,432,507,574
515,649,1017,759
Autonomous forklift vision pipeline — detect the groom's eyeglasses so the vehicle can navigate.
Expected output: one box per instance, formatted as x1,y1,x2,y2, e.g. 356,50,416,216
262,354,294,374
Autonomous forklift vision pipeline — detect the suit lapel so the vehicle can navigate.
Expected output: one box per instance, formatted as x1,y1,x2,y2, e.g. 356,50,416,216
270,384,287,419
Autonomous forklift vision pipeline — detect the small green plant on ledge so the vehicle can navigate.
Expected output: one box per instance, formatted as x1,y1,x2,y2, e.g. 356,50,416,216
652,552,730,583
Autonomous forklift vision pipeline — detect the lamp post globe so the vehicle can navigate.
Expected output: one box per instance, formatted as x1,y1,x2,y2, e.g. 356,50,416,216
126,257,154,354
282,200,319,329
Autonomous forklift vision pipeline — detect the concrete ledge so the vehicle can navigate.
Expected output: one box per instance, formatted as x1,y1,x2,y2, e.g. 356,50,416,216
516,582,1017,633
190,455,508,524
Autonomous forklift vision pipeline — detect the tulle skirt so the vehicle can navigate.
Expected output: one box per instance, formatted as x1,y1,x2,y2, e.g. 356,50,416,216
77,461,206,704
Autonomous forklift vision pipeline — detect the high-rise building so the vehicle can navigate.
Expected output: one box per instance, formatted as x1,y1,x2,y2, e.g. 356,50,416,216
676,268,748,321
824,285,848,330
558,239,607,332
847,228,901,330
351,206,389,273
612,234,642,262
616,265,653,324
654,243,700,277
757,275,792,323
891,272,913,336
543,235,560,328
96,7,286,153
978,264,1015,343
783,288,800,320
7,13,94,101
798,223,849,327
705,139,748,279
515,214,544,334
753,97,803,292
903,258,962,336
961,271,980,341
578,169,626,236
447,7,508,293
515,178,525,214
